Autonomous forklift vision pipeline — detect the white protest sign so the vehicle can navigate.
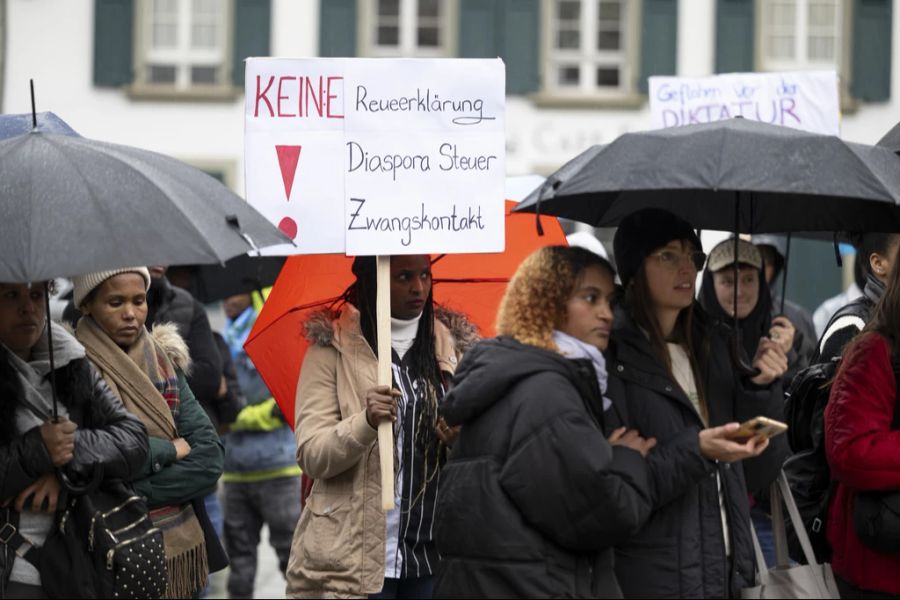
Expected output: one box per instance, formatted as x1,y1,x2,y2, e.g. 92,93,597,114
245,59,347,254
244,58,506,256
649,71,840,135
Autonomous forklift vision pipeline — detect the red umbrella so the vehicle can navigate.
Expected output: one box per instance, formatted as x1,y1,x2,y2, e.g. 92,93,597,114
245,201,568,427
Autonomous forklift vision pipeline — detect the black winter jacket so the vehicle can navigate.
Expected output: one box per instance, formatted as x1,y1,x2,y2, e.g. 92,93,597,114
0,348,148,592
815,273,883,362
434,337,652,599
146,277,225,427
700,310,789,495
772,296,816,386
606,309,780,599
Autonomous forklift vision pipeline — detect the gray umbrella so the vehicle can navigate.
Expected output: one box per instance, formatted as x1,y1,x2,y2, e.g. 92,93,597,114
0,110,289,436
878,121,900,154
516,118,900,234
0,117,289,283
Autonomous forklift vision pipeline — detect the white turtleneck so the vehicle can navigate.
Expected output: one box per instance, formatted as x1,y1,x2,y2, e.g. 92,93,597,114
391,314,421,360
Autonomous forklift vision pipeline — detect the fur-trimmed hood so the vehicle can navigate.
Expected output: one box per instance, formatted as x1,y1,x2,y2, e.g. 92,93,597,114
304,304,480,357
149,322,192,374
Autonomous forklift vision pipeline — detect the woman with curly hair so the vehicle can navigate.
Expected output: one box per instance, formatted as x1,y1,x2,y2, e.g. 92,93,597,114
433,245,655,599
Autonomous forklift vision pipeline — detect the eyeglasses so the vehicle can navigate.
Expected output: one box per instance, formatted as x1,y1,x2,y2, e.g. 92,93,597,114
649,250,707,271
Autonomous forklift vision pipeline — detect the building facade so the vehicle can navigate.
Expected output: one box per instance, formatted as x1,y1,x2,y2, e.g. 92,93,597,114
3,0,897,310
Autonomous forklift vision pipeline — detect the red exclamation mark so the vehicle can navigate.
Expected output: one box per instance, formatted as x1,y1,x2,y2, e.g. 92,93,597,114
275,145,302,239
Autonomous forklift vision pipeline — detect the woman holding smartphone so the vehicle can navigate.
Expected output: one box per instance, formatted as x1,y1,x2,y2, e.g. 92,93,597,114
605,208,788,598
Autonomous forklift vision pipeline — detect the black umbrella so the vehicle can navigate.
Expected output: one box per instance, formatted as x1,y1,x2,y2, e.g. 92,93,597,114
516,118,900,234
167,254,286,303
0,113,289,283
516,118,900,374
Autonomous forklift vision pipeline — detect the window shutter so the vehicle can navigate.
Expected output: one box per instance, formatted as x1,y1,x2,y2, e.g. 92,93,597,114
852,0,892,102
500,0,540,95
319,0,358,57
93,0,134,87
232,0,272,87
459,1,538,95
639,0,678,94
715,0,754,73
458,0,498,58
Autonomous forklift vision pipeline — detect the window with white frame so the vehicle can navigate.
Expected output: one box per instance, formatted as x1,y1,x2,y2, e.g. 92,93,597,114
139,0,230,89
365,0,451,57
545,0,633,96
759,0,843,72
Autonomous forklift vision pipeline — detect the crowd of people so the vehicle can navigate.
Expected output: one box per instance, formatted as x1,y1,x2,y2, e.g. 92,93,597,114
2,207,899,598
286,209,900,599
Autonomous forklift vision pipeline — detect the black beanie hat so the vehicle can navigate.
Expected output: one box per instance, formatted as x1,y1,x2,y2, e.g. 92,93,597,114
613,208,703,288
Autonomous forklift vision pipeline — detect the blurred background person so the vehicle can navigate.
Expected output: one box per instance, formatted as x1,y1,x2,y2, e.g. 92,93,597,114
752,234,817,371
699,238,795,567
220,291,301,599
817,233,900,362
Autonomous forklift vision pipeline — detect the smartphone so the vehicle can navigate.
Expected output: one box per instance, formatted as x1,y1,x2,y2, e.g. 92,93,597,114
726,416,788,441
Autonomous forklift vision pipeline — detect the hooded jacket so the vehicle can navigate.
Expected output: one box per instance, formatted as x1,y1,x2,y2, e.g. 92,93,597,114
698,269,790,493
817,273,885,362
606,308,780,599
433,337,652,599
0,325,148,592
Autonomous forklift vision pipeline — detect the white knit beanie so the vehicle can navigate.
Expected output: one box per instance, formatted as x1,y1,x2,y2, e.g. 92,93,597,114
72,267,152,307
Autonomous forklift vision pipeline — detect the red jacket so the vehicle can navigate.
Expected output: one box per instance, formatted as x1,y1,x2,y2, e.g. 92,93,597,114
826,333,900,594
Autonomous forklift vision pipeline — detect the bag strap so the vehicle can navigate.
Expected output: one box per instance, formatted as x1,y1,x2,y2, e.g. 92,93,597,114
749,521,770,587
768,481,792,568
775,470,820,566
0,514,42,569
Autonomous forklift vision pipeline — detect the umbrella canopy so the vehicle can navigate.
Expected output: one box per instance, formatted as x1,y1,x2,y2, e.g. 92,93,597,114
0,114,289,283
515,118,900,234
878,121,900,154
0,111,79,137
167,254,286,303
245,201,569,427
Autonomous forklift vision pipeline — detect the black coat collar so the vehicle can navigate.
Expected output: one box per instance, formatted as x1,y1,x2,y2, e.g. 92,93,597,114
608,308,707,426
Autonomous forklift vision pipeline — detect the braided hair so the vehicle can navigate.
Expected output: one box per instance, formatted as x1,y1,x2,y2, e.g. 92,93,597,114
345,256,444,508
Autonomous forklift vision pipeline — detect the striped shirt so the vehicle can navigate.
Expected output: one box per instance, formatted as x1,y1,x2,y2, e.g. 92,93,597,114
383,348,446,579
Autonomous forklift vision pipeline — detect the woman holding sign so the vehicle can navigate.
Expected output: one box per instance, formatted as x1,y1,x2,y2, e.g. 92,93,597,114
286,255,477,599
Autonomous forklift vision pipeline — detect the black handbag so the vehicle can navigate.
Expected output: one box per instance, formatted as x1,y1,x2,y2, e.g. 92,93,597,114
76,481,169,599
852,365,900,553
0,502,96,599
0,479,169,599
